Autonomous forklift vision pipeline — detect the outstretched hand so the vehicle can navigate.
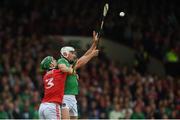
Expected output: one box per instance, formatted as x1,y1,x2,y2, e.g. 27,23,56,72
93,30,99,43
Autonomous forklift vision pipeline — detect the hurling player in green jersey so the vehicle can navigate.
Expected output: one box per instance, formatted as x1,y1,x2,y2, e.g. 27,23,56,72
58,31,99,119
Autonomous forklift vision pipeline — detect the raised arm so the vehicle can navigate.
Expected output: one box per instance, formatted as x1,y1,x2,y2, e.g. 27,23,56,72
75,49,99,69
83,31,99,56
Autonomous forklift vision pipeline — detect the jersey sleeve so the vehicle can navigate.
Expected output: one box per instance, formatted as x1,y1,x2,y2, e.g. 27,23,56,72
57,58,69,67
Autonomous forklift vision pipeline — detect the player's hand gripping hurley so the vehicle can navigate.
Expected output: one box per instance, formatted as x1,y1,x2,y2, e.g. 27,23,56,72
97,3,109,48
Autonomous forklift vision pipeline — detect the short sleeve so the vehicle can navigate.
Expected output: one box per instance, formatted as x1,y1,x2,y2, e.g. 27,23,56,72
57,58,70,67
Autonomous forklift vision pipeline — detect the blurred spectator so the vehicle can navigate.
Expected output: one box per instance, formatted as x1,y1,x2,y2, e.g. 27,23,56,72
130,105,145,119
0,103,8,119
165,48,179,63
134,45,149,74
109,103,125,119
122,97,133,118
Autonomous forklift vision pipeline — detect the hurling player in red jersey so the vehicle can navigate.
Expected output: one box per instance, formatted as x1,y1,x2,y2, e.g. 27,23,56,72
38,56,74,119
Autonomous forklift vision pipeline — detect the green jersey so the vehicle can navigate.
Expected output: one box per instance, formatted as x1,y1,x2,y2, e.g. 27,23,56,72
57,58,79,95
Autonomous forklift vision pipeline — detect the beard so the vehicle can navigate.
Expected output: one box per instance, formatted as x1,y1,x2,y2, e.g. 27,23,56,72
69,56,77,64
69,59,76,64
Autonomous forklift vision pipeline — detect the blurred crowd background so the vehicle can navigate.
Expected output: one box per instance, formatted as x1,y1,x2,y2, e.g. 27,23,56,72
0,0,180,119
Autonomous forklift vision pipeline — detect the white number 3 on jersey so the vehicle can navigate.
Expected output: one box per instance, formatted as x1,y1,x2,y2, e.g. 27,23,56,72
45,78,54,89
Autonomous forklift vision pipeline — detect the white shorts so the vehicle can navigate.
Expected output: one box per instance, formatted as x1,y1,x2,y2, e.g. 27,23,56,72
39,102,61,119
62,95,78,116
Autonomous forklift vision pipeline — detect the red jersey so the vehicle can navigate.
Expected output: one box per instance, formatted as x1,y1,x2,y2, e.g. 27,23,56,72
42,69,67,104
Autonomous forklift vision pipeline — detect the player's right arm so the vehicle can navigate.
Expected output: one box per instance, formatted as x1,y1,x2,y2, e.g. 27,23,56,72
57,58,73,74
